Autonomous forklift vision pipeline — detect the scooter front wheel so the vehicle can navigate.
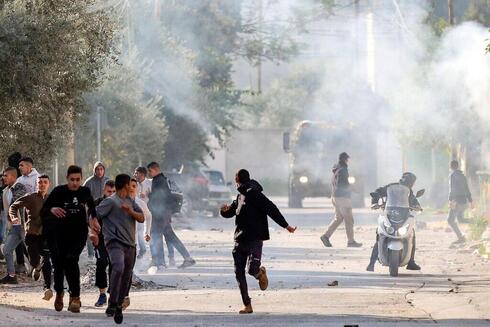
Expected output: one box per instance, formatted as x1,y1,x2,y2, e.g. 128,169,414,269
388,249,400,277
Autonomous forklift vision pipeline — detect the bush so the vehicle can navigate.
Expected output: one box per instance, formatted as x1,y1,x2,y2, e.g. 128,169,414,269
469,214,488,241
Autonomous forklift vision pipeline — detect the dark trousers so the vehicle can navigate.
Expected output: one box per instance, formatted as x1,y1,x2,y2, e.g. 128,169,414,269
15,243,26,265
25,234,52,289
45,228,86,297
369,233,416,267
106,240,136,306
232,240,263,306
95,233,111,290
448,203,467,239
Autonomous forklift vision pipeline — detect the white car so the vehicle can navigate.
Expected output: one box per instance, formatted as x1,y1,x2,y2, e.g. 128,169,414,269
201,169,233,217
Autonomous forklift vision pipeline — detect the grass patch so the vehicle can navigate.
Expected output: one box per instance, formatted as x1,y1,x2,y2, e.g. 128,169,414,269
469,214,488,241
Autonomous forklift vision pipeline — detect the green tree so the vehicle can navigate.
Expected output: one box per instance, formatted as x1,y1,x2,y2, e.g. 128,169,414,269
0,0,115,168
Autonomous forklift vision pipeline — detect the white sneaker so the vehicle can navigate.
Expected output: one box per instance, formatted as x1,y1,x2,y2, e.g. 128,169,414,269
147,266,158,275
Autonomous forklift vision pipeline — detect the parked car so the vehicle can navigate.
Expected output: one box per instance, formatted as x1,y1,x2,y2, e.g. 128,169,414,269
201,169,233,217
165,164,232,217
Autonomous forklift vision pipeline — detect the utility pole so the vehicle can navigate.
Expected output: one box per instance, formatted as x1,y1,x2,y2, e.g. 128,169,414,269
447,0,459,161
96,106,102,162
448,0,454,25
257,0,263,94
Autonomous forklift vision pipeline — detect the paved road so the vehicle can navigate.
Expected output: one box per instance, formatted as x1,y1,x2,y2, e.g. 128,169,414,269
1,198,489,326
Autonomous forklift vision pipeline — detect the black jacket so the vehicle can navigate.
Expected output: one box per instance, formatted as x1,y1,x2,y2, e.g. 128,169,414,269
371,183,420,208
148,173,172,216
220,180,289,242
449,170,472,204
332,162,350,198
41,185,96,254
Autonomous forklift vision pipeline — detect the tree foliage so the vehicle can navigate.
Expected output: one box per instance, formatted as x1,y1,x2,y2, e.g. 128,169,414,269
0,0,115,168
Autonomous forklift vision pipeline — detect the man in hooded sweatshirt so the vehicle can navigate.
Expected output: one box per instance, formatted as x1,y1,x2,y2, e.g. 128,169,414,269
220,169,297,314
320,152,362,248
447,160,473,244
83,162,110,258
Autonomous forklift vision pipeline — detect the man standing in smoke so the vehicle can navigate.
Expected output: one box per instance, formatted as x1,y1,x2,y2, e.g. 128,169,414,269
146,162,195,272
447,160,472,244
320,152,362,248
221,169,297,314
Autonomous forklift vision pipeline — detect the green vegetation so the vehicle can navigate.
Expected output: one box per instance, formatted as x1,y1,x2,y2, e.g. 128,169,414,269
469,214,488,241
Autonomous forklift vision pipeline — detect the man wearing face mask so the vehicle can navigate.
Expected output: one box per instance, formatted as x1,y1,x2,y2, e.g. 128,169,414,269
41,165,100,313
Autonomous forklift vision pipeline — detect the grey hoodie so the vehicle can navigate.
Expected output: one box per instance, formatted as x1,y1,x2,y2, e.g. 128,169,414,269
83,161,109,200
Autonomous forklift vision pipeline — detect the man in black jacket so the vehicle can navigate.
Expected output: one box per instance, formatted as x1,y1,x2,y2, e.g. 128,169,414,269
320,152,362,248
41,165,100,313
448,160,472,244
147,162,195,273
221,169,296,314
366,172,421,272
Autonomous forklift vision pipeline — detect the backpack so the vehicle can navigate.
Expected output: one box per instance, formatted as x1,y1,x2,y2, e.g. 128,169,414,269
166,177,183,214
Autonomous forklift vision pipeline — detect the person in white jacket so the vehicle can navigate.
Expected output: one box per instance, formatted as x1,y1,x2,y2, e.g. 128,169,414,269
17,157,40,194
130,178,152,258
133,167,152,258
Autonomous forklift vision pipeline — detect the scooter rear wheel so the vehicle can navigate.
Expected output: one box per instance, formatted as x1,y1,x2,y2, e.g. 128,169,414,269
388,249,400,277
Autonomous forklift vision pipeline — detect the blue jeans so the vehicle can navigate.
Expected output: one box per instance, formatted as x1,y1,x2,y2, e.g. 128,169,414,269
136,222,146,255
150,215,190,266
4,225,24,275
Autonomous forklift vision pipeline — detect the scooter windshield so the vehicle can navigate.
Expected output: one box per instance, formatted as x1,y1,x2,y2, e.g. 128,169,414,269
386,184,410,208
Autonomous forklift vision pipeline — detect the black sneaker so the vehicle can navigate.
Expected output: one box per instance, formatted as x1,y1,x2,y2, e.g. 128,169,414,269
15,264,27,275
32,268,41,281
320,235,332,247
0,274,18,284
95,293,107,307
406,262,421,271
105,303,117,317
452,236,466,245
178,258,196,269
114,306,123,324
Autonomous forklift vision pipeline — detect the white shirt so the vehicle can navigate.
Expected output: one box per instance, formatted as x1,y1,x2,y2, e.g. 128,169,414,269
16,168,40,194
135,196,152,234
137,178,152,204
